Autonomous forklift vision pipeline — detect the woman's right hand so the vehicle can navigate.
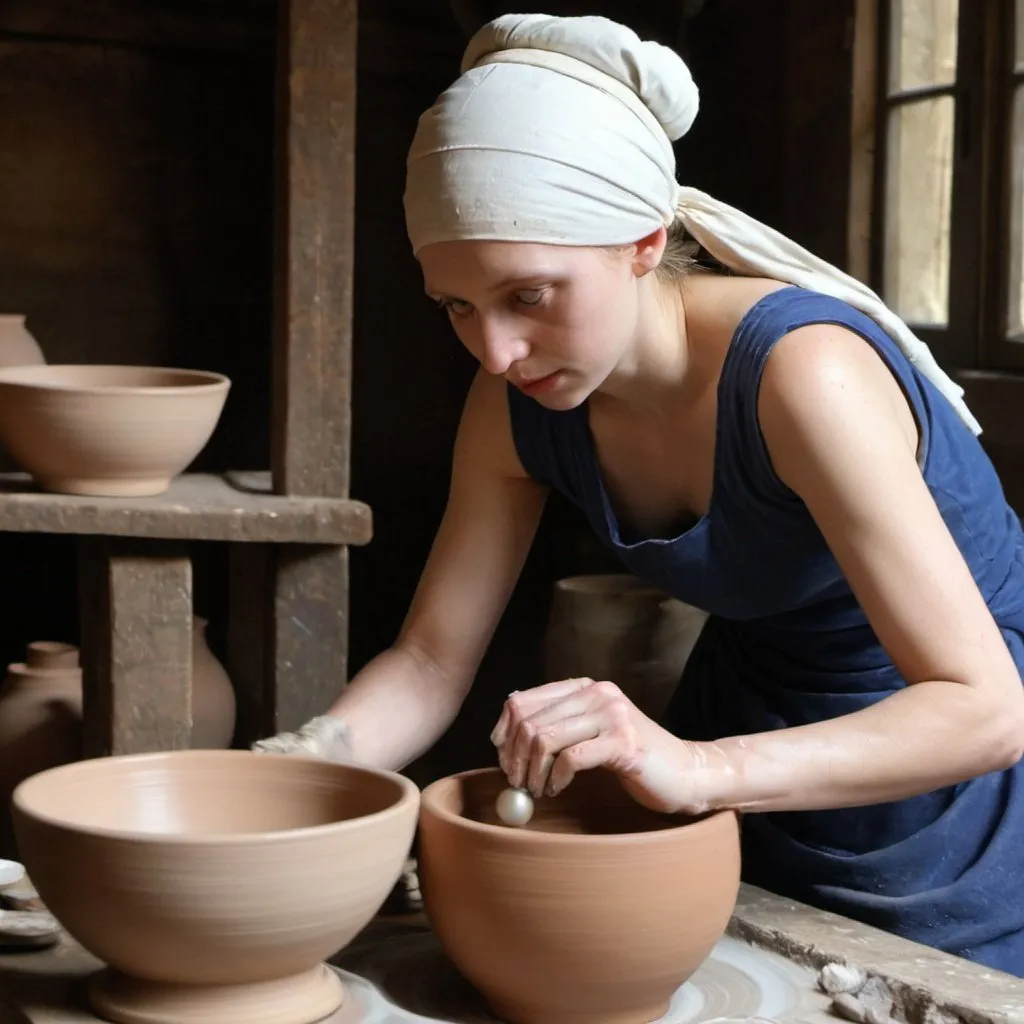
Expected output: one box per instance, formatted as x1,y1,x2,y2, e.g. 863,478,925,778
251,715,355,764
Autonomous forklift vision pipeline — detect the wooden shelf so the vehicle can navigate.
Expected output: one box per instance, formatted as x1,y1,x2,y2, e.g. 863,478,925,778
0,471,372,545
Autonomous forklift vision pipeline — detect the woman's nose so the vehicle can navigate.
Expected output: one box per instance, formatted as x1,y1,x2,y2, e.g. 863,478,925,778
476,318,530,376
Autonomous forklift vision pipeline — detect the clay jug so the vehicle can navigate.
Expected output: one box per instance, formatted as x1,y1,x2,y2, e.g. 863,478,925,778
0,315,45,368
190,616,236,749
543,574,708,721
0,642,83,859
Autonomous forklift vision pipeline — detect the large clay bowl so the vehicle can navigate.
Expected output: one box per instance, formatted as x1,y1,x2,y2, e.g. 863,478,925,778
12,750,420,1024
419,767,740,1024
0,364,230,496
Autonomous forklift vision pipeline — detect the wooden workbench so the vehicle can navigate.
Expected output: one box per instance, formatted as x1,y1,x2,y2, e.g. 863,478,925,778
4,886,1024,1024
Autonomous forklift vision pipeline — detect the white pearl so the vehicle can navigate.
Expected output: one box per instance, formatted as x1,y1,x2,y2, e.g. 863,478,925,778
495,786,535,827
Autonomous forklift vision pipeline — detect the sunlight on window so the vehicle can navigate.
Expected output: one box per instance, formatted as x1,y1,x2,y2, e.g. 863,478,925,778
890,0,959,92
884,97,955,325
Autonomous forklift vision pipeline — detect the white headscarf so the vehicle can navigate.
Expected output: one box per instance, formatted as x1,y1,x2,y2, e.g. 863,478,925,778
403,13,980,435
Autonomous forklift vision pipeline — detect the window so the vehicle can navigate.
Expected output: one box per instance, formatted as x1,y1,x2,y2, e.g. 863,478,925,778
872,1,1024,371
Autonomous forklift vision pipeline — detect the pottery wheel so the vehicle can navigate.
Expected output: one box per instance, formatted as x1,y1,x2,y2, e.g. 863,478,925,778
331,923,838,1023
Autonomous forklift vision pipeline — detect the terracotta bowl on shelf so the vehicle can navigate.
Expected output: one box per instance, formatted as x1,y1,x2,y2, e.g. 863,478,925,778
418,766,741,1024
0,364,230,497
12,750,420,1024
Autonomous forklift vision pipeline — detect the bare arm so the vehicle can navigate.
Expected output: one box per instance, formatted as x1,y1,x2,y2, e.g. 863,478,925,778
699,324,1024,812
319,370,547,771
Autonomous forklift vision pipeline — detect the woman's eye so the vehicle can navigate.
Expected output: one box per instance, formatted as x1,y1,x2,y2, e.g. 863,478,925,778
515,288,545,307
439,298,473,316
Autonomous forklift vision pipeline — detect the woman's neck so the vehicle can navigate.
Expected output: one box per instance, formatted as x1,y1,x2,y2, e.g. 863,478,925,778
591,273,703,421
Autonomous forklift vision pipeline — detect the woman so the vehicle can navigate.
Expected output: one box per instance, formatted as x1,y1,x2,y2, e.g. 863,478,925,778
255,14,1024,974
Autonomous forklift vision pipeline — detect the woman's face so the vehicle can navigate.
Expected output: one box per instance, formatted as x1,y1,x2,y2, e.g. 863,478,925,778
418,236,657,409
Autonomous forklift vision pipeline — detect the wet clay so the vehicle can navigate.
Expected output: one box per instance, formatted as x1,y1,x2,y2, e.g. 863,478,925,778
418,766,741,1024
11,750,420,1024
0,364,230,496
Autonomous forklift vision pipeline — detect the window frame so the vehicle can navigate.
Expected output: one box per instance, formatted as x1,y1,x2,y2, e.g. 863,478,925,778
870,0,1024,372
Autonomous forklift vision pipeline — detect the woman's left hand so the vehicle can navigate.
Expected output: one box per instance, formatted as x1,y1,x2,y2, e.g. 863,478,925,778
490,677,721,815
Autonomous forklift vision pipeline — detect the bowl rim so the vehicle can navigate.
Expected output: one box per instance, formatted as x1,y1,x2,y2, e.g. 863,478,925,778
419,766,738,845
12,749,420,845
0,364,231,395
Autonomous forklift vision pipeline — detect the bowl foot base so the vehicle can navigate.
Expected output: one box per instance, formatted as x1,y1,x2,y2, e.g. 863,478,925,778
36,475,172,497
88,963,344,1024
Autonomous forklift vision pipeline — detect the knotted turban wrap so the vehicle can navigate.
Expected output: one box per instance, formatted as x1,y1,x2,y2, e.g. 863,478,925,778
403,13,980,435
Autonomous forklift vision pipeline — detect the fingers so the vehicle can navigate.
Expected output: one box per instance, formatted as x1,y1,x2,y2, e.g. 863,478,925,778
493,679,638,798
547,733,625,795
503,690,602,790
524,715,602,796
490,678,595,746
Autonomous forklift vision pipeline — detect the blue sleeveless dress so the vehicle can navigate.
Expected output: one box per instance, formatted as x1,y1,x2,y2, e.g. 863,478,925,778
507,285,1024,975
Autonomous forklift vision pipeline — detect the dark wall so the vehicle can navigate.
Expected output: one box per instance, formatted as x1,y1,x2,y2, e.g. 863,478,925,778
0,0,859,780
0,1,277,670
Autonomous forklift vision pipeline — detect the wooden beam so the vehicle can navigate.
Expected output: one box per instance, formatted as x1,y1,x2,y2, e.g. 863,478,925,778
78,539,193,756
255,0,358,737
271,0,356,499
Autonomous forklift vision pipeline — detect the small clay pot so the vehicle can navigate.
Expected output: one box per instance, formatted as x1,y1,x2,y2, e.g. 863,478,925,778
418,766,741,1024
0,642,83,860
191,617,236,749
0,315,45,369
0,364,230,496
12,750,420,1024
544,574,707,720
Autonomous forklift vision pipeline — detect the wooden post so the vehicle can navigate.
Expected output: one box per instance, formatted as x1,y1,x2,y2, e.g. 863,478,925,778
78,539,193,756
272,545,349,731
271,0,356,499
240,0,356,736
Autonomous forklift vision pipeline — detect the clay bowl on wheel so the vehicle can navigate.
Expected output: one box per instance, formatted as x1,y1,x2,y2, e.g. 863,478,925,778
11,749,420,1024
418,766,740,1024
0,364,230,496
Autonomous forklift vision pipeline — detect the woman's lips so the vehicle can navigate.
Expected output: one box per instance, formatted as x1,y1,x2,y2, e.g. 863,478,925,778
516,371,562,396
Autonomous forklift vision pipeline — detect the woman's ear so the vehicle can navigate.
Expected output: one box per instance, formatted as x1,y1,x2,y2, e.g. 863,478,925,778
632,226,668,277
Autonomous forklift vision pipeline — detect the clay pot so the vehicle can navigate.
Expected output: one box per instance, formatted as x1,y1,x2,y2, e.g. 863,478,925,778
0,642,83,860
191,616,236,749
0,315,45,368
12,750,420,1024
418,766,741,1024
0,364,230,496
544,574,708,721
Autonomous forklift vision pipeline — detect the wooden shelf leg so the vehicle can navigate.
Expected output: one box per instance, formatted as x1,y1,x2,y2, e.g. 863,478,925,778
227,543,348,739
272,544,349,733
78,538,193,757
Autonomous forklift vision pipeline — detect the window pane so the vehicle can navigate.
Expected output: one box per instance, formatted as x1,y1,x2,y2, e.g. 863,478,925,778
1007,85,1024,339
883,96,955,326
889,0,959,92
